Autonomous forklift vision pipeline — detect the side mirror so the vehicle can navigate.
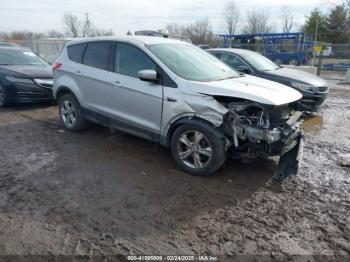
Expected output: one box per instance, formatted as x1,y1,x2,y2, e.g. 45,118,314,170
138,69,158,82
237,65,251,74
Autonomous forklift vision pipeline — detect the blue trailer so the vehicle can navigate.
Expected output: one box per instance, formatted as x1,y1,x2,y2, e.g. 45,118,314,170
219,32,309,66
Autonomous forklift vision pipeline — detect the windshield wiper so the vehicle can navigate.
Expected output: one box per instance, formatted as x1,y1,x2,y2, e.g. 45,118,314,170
220,76,238,80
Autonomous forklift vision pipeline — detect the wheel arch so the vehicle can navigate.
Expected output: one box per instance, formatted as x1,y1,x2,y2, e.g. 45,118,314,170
55,86,83,108
163,115,225,147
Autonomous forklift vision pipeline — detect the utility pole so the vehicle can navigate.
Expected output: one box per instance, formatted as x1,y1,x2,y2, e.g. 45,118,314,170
312,19,318,66
312,19,319,67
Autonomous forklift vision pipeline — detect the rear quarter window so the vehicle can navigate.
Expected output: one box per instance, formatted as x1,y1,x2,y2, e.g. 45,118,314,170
67,43,86,63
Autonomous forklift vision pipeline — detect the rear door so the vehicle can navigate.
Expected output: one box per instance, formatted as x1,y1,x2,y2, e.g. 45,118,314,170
77,41,116,113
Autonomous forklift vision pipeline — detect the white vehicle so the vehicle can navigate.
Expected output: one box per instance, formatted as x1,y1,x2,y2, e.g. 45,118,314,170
53,36,304,180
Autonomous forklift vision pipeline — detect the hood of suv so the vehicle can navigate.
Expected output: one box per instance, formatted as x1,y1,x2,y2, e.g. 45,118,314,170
187,75,302,106
0,65,52,79
264,67,327,87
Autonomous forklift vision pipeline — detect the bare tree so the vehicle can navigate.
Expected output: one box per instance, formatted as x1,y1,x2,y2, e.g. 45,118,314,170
182,17,212,44
164,18,215,45
165,22,182,35
281,6,294,33
46,30,64,38
93,29,114,36
243,10,273,34
223,1,240,35
82,13,93,37
62,13,80,37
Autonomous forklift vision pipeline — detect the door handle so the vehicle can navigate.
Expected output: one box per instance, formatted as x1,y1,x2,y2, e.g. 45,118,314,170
166,97,177,102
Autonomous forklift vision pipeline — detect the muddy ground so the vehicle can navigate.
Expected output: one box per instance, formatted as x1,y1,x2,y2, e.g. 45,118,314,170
0,72,349,260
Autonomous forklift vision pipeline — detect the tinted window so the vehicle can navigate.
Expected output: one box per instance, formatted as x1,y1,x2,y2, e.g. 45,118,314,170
115,43,156,78
211,52,221,59
83,42,111,70
240,52,279,71
216,53,246,69
67,43,86,63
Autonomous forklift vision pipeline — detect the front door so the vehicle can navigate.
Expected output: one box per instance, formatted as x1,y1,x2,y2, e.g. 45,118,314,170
108,42,163,134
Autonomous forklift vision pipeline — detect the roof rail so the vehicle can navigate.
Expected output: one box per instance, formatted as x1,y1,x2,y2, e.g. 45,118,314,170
134,30,191,43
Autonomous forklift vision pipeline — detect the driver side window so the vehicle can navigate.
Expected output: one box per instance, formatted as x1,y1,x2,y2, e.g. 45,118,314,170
115,43,156,78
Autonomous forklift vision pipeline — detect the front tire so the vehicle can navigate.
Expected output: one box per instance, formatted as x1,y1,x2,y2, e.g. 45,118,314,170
58,94,88,131
289,58,298,66
171,121,226,176
274,58,283,65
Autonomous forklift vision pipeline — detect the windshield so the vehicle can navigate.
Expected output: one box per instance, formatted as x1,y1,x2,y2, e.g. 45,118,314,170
0,49,48,66
240,52,279,71
148,43,239,82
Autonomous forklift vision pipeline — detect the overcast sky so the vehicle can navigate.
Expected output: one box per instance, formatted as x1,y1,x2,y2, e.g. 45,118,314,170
0,0,340,35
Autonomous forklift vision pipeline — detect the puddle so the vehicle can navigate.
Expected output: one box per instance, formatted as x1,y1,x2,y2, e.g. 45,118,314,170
302,115,324,133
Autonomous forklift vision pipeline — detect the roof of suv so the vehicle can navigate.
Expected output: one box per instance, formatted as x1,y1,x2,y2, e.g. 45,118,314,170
66,36,186,46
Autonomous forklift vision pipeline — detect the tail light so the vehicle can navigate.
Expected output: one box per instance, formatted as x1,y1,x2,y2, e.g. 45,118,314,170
52,63,62,71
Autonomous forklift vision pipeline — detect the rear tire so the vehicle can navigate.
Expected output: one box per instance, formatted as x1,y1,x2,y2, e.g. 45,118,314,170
58,94,88,131
171,121,226,176
0,83,10,107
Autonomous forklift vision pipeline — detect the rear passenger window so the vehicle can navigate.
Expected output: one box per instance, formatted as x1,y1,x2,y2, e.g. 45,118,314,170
115,43,156,78
83,42,111,70
67,43,86,63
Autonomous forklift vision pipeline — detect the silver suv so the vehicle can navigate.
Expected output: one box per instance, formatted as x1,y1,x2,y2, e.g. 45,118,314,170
53,36,304,180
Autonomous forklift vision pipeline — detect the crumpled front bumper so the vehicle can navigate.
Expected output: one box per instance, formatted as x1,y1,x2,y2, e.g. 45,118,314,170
226,111,305,181
272,131,304,182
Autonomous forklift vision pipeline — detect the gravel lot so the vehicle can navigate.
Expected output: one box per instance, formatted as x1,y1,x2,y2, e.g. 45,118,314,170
0,72,349,260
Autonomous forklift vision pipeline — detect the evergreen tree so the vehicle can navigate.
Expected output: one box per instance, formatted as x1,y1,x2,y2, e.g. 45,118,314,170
302,9,327,42
325,5,349,43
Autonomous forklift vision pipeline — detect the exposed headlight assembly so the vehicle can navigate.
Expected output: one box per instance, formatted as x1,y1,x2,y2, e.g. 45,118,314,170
5,76,35,84
290,82,318,92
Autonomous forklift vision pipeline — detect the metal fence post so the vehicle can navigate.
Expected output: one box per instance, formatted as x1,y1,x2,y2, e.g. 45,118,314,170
316,46,323,76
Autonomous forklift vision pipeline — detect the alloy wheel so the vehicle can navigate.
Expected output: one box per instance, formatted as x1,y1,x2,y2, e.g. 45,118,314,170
60,100,76,128
177,130,212,169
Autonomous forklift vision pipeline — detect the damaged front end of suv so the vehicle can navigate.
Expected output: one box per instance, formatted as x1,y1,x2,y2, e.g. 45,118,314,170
215,96,304,181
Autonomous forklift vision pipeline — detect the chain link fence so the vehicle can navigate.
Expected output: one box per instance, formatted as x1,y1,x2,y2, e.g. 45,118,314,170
7,39,68,63
2,38,350,70
226,42,350,69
